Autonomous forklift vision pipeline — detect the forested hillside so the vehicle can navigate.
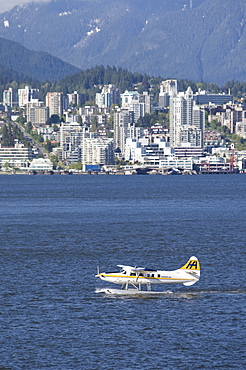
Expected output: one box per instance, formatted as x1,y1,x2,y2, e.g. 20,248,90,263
0,37,80,82
2,65,246,103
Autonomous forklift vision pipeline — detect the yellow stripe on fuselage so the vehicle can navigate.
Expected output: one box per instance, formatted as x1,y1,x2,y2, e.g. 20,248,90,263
100,274,193,281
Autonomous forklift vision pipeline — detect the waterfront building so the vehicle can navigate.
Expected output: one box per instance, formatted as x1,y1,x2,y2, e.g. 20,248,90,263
198,156,231,173
0,142,33,169
124,139,146,163
28,158,53,172
82,137,114,169
159,156,193,170
125,137,173,164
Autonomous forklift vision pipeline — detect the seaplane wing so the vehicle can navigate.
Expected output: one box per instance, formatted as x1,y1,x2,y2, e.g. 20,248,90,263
96,256,200,293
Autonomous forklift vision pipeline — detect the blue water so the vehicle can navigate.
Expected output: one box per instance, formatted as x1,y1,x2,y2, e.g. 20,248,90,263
0,175,245,369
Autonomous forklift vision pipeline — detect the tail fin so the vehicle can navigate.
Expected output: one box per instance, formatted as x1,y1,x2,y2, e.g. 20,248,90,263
180,256,200,286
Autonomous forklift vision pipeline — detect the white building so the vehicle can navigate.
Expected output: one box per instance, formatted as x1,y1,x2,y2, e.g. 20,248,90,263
18,86,39,108
96,84,120,108
59,122,85,162
121,91,140,107
82,137,114,169
3,88,18,107
159,79,178,108
28,158,53,171
114,109,135,156
236,122,246,139
170,87,205,150
0,143,33,169
125,137,173,164
37,126,59,142
159,156,193,170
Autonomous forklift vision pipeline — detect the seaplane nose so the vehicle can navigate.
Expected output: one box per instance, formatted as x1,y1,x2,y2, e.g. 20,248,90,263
95,273,104,278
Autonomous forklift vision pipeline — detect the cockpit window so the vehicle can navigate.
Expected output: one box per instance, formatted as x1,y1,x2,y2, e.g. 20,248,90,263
130,272,136,276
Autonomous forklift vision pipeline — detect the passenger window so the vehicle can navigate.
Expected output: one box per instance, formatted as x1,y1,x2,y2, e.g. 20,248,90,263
151,274,154,277
158,274,160,278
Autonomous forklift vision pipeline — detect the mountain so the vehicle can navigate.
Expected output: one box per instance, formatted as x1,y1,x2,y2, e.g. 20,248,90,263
0,62,38,86
0,37,80,82
0,0,246,85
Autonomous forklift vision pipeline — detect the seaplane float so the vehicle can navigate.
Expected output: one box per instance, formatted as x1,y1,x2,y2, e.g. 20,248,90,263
95,256,200,295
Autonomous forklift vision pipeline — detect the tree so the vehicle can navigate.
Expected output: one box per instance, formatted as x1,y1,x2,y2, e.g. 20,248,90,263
16,115,26,125
26,121,33,134
91,116,98,132
71,161,82,170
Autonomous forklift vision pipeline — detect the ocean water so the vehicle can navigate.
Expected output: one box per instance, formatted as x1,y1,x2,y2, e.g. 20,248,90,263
0,174,245,369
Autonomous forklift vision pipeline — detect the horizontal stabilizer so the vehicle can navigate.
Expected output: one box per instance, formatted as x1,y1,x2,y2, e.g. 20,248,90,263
183,280,198,286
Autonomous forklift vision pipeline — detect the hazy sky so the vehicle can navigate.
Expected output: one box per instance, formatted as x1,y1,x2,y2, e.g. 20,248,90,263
0,0,51,14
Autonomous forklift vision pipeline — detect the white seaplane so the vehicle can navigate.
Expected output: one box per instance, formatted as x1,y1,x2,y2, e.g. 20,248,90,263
95,256,200,295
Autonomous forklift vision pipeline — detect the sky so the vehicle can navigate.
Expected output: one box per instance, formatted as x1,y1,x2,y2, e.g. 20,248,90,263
0,0,51,14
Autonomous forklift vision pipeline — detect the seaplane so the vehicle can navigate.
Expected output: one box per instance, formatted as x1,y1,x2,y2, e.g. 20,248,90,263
95,256,200,295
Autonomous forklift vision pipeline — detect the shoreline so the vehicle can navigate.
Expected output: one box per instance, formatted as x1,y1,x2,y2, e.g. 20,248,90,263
0,170,244,176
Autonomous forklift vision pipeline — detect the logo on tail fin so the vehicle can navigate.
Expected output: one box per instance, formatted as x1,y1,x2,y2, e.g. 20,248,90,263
180,256,200,270
185,260,198,269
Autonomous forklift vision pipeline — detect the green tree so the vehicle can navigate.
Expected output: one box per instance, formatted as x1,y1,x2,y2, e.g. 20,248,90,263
91,116,98,132
25,122,33,134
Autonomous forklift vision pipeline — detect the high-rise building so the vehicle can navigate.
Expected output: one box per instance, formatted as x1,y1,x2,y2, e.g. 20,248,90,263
67,91,85,107
3,88,18,107
18,86,39,108
142,91,154,114
46,92,64,117
120,91,139,107
26,102,49,125
159,79,178,108
170,87,205,150
113,109,135,156
82,138,114,167
96,85,120,108
60,122,85,161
